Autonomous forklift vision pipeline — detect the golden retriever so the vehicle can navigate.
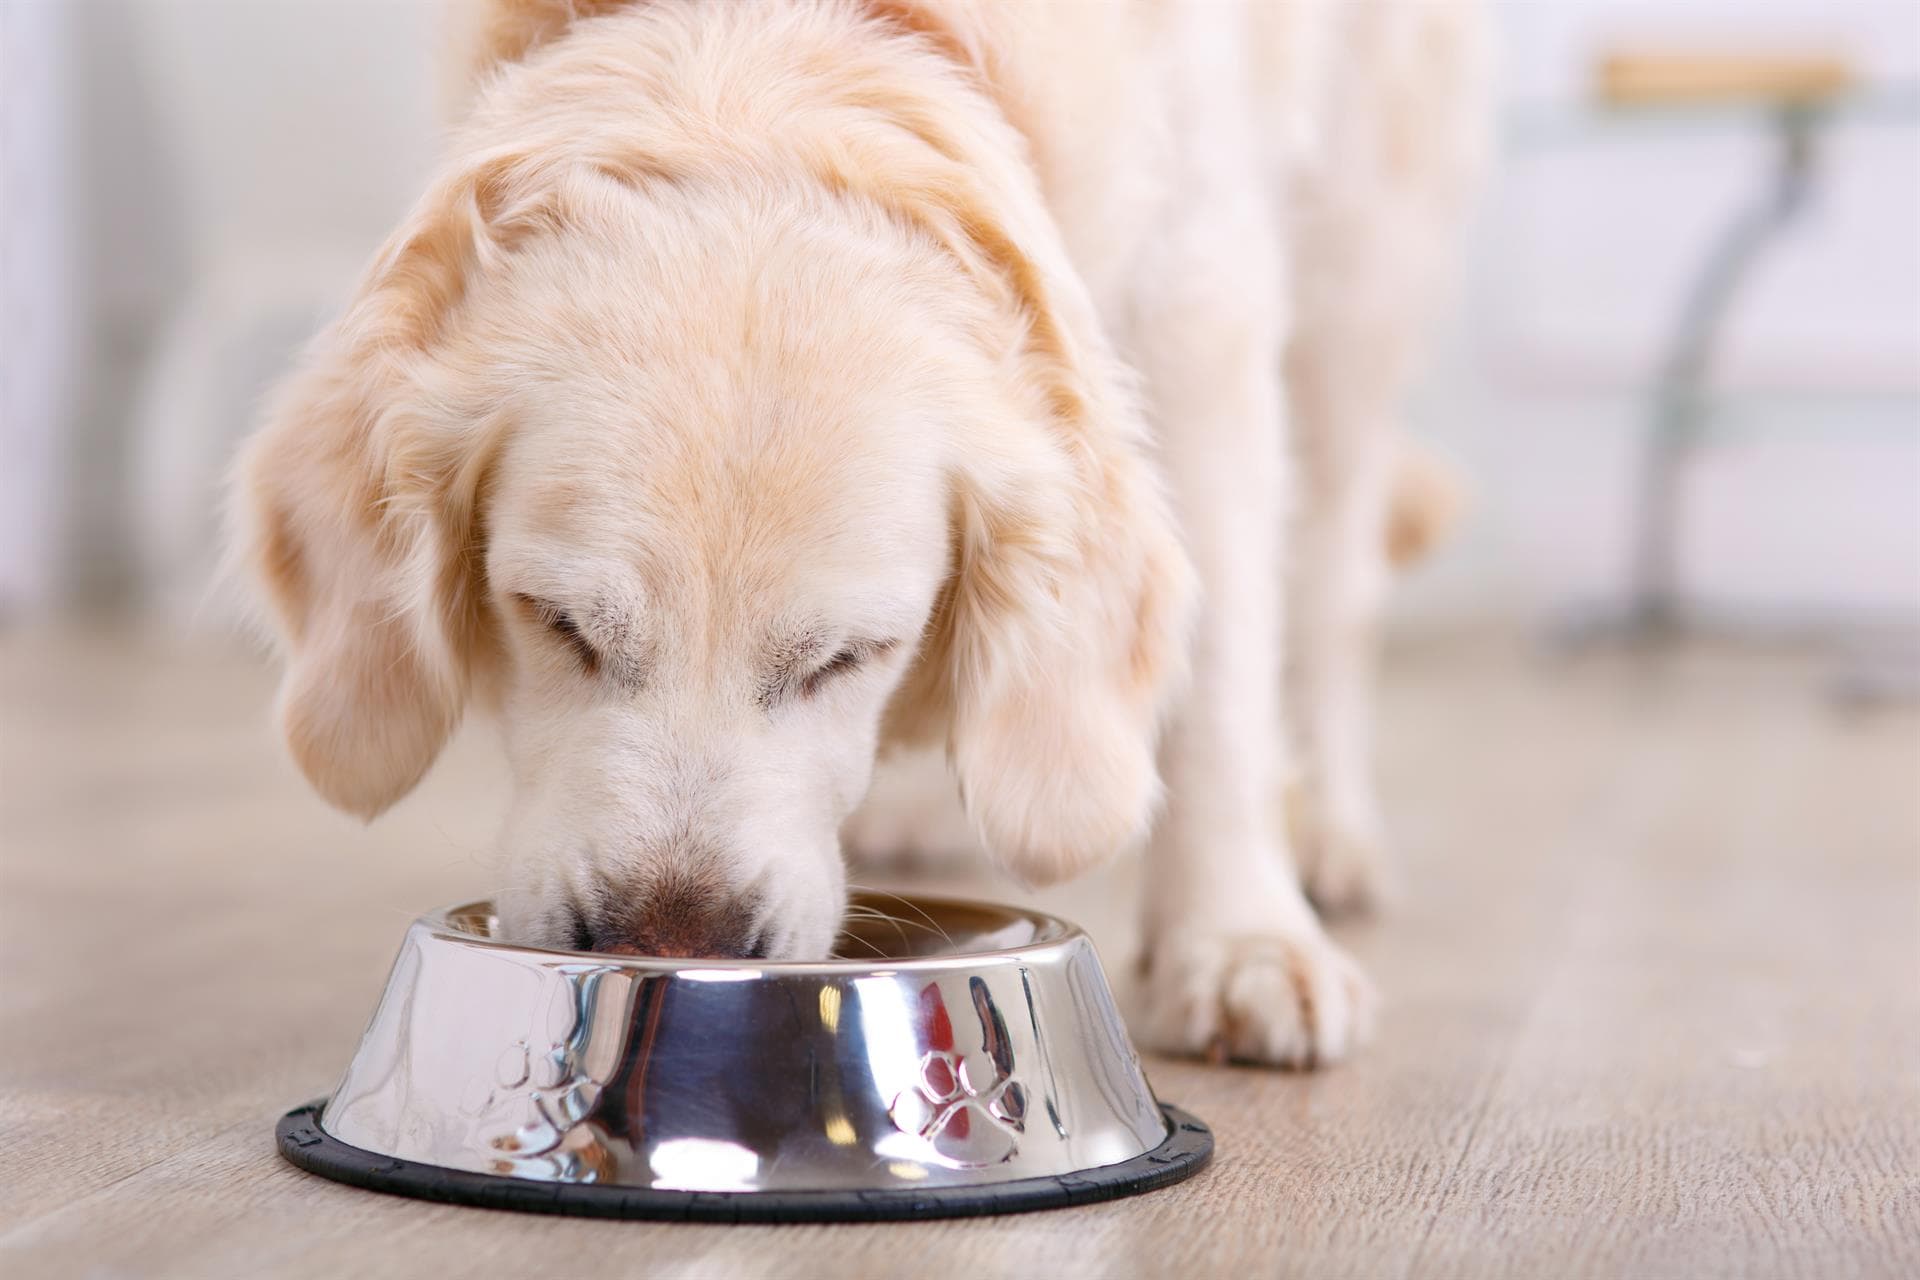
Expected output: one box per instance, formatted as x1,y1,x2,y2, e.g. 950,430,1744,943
232,0,1484,1066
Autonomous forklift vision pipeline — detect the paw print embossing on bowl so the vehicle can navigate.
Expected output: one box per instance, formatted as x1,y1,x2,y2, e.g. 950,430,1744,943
887,978,1027,1167
463,972,614,1179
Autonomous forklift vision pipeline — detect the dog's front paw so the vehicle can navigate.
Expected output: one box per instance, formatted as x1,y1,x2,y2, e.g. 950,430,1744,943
1134,925,1376,1069
1285,776,1397,916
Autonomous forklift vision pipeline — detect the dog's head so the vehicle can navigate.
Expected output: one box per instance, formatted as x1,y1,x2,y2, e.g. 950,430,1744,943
232,58,1192,959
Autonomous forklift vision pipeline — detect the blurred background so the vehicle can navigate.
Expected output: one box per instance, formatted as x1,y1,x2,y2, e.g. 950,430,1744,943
3,0,1916,640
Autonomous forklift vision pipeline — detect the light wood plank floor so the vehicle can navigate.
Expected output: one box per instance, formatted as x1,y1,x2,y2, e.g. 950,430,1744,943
2,624,1915,1278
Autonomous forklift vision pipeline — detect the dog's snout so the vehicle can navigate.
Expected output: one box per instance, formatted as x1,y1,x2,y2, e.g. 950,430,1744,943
593,920,762,960
581,875,765,960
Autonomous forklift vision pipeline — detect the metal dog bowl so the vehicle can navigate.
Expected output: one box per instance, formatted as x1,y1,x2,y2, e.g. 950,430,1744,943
278,894,1211,1221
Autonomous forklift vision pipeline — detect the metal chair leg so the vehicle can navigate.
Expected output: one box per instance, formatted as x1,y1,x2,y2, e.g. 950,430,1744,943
1556,106,1823,650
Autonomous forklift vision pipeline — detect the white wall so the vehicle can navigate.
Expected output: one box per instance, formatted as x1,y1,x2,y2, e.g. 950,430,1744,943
1,2,82,614
1399,0,1920,626
5,0,444,613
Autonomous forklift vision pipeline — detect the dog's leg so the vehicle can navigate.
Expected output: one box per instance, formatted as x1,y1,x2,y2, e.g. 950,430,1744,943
1283,335,1400,914
1281,0,1487,915
1128,197,1375,1069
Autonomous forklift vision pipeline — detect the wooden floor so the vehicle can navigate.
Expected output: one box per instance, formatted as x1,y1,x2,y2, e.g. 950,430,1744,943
2,623,1915,1278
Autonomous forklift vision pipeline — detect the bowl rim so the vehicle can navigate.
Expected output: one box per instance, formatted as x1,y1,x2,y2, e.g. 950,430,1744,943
420,892,1095,976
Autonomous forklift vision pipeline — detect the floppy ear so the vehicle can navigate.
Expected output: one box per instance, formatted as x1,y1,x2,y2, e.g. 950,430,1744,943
933,401,1195,887
839,71,1198,885
230,170,513,820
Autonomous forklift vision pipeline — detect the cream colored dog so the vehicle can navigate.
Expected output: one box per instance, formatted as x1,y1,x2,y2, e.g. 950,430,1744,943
232,0,1484,1066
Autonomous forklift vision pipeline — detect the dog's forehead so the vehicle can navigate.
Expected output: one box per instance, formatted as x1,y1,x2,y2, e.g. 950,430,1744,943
495,408,938,546
487,403,949,626
476,211,960,621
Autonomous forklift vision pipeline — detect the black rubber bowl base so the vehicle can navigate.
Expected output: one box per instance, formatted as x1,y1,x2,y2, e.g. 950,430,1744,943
276,1100,1212,1223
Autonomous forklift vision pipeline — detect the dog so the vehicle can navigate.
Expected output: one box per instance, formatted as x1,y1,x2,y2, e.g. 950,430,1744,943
231,0,1485,1067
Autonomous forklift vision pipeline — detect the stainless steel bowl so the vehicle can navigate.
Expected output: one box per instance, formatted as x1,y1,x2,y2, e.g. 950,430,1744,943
278,894,1210,1220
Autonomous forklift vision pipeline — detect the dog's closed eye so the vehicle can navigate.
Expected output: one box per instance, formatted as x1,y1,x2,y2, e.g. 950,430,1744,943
763,637,898,706
513,593,599,674
799,645,868,698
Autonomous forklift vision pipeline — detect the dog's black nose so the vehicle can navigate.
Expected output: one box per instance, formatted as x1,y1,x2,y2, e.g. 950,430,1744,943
593,925,762,960
581,878,765,960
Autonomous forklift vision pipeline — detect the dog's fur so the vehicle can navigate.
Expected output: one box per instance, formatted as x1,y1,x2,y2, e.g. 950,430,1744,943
232,0,1484,1066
